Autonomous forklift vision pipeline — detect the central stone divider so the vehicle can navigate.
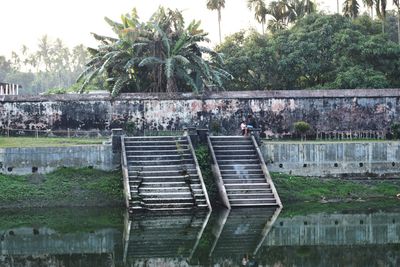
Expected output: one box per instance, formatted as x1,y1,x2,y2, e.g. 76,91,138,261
121,135,211,212
207,135,282,208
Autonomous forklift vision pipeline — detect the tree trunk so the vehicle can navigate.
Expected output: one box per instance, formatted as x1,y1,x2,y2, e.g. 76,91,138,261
337,0,340,14
218,9,222,44
398,8,400,45
261,22,265,35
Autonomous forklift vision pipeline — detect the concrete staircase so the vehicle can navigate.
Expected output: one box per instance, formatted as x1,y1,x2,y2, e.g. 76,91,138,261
210,208,281,259
123,211,210,264
121,136,211,212
208,136,281,208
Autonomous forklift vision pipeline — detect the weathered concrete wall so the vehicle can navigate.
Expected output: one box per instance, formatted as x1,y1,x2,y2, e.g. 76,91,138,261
1,89,399,136
264,212,400,246
0,145,117,175
262,141,400,177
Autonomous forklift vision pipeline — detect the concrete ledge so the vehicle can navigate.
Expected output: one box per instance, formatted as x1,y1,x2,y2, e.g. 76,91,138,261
1,88,400,102
0,145,118,175
262,141,400,177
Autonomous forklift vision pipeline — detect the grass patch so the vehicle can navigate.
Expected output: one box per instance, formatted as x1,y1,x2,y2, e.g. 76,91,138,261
0,167,123,207
0,137,107,148
271,172,400,203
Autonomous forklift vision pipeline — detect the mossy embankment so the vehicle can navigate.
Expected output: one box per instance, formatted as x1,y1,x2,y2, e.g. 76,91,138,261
271,172,400,215
0,167,123,209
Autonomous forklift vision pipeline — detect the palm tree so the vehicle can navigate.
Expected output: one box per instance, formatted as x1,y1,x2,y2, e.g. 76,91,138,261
79,7,231,95
266,1,291,32
374,0,387,33
343,0,360,18
247,0,268,34
362,0,374,18
394,0,400,44
206,0,226,43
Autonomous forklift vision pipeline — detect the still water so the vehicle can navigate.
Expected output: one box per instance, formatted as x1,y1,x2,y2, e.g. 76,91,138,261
0,206,399,267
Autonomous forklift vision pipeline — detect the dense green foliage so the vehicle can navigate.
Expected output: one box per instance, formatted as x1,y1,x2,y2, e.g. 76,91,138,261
79,7,231,96
218,13,400,90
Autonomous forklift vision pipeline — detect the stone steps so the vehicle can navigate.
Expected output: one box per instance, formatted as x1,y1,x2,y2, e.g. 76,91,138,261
123,136,209,212
209,136,280,208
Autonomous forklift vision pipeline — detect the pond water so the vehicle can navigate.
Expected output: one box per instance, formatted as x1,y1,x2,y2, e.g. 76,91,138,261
0,206,399,267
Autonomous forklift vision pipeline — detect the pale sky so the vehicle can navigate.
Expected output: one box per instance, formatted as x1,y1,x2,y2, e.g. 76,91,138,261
0,0,394,57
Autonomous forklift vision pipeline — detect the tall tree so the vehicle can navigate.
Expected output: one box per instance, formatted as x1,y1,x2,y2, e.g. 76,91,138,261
375,0,387,33
394,0,400,43
206,0,226,43
343,0,360,18
248,0,268,34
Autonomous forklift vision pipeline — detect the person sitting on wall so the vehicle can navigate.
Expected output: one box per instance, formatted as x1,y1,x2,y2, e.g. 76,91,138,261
244,114,257,136
240,120,247,136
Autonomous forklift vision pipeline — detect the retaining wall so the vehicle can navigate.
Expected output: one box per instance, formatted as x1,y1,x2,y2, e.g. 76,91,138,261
1,89,399,136
0,145,117,175
262,141,400,177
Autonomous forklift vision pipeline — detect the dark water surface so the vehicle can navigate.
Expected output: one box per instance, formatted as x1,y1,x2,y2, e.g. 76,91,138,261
0,206,399,266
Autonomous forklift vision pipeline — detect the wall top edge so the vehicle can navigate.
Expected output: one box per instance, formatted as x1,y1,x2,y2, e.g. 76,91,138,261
1,89,400,102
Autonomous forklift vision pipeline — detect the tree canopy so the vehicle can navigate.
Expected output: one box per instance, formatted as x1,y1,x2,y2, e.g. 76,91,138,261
217,13,400,91
79,7,231,96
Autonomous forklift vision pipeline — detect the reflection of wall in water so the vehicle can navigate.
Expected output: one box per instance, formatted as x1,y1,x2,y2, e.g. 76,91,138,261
260,244,400,267
0,227,118,255
264,212,400,246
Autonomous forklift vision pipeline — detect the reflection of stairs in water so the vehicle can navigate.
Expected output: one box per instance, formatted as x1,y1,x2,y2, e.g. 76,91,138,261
123,211,210,264
121,136,211,212
208,136,281,208
210,208,281,259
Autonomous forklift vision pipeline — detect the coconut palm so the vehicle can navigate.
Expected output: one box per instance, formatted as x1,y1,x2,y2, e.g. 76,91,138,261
78,7,231,96
343,0,360,18
247,0,268,34
266,1,291,32
206,0,226,43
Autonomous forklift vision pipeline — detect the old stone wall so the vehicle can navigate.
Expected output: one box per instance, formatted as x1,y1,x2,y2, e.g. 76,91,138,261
0,145,117,175
262,141,400,177
1,89,399,136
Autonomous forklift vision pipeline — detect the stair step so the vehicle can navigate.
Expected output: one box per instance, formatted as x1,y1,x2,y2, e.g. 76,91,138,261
229,198,277,204
228,193,275,199
128,165,196,171
211,141,252,146
224,183,270,189
127,154,192,160
128,159,194,166
226,188,272,194
220,171,264,176
142,198,194,203
216,155,258,160
218,159,259,165
124,136,186,141
214,150,256,155
139,187,193,192
230,202,279,207
126,149,190,155
140,192,193,198
125,145,190,150
218,164,261,170
124,140,188,145
223,179,266,184
221,174,265,179
212,145,253,150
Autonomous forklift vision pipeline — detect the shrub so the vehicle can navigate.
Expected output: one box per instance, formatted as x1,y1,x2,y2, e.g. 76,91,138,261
391,123,400,139
293,121,311,140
